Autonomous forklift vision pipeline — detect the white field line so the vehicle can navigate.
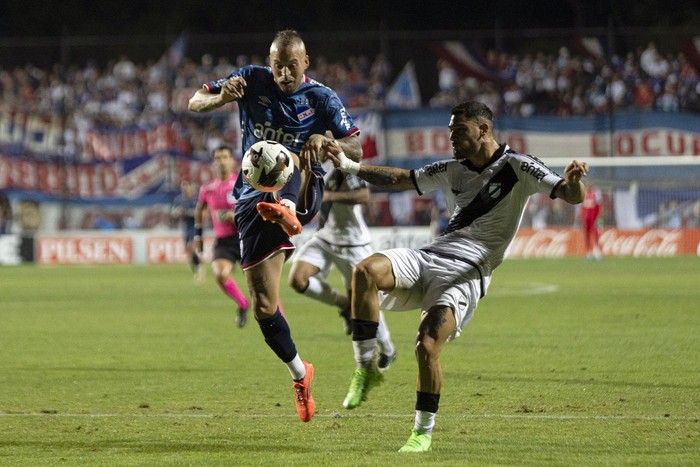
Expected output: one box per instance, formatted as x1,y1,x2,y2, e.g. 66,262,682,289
0,412,696,421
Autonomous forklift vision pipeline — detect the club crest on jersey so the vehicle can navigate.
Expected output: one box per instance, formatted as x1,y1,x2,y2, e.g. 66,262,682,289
487,182,502,199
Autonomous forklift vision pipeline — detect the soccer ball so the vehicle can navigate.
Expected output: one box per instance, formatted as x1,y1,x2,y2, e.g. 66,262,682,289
241,140,295,192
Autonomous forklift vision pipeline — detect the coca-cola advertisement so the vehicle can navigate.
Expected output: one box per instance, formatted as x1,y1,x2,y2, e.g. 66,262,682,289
509,228,700,258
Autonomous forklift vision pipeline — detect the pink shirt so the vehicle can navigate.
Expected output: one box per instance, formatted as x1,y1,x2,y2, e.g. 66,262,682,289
198,175,239,238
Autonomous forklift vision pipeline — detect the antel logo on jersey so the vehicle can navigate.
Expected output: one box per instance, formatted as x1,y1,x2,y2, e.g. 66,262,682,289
253,122,304,147
425,162,447,176
339,106,352,131
520,161,546,181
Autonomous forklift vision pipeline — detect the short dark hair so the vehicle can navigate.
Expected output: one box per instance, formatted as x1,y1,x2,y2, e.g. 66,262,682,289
214,145,232,154
273,30,304,49
451,101,494,122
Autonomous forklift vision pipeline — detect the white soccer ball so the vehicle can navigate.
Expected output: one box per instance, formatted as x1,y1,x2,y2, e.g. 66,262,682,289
241,140,295,192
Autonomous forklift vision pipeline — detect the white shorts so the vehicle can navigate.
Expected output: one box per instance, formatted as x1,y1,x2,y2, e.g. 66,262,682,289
378,248,485,340
293,236,373,288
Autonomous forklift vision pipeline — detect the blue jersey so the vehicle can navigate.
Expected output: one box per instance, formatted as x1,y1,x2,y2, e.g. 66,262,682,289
204,65,360,202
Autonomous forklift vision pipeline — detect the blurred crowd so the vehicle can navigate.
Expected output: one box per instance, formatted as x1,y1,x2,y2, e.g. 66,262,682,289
430,42,700,115
0,41,698,132
1,41,699,231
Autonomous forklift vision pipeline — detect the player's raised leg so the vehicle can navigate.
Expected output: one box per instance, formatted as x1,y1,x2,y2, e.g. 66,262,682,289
246,251,315,422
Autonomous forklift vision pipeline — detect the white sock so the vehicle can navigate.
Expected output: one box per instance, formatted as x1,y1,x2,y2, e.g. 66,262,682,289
286,354,306,381
353,338,377,367
278,198,296,213
376,311,395,356
304,276,338,306
413,410,436,435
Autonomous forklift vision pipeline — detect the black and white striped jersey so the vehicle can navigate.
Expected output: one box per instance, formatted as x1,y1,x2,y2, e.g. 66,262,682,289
412,144,563,277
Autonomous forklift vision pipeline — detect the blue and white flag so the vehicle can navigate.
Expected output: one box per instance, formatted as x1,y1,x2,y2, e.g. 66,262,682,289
385,61,421,109
164,33,187,68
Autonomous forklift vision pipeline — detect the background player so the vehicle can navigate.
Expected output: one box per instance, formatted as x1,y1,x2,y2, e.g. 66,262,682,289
288,159,397,370
326,101,588,452
171,180,203,282
194,146,249,328
188,30,363,422
581,181,603,260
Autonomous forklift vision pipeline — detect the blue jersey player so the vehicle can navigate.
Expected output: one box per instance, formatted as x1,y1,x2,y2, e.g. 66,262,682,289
188,30,362,423
171,180,203,282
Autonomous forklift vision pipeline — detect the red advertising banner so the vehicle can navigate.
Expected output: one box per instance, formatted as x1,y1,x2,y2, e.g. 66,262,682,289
29,228,700,266
146,236,214,264
37,236,133,265
146,236,189,264
509,228,700,258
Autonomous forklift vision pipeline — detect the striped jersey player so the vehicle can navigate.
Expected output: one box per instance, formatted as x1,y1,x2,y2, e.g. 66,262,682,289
326,101,589,453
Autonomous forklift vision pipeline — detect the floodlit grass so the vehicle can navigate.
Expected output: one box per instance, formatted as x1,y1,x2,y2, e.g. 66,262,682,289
0,257,698,465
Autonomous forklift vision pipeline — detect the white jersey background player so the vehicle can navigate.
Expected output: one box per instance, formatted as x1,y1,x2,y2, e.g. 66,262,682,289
288,159,397,370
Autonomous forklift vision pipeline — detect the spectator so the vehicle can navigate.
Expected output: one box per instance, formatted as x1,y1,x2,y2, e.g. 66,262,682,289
0,192,12,234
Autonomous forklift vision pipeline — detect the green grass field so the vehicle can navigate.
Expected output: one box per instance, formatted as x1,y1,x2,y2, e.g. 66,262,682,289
1,257,698,466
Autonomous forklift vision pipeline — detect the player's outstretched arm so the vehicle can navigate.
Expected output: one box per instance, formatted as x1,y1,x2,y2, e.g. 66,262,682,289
299,134,362,171
188,88,228,112
324,187,370,204
325,140,413,191
335,135,362,162
188,77,245,113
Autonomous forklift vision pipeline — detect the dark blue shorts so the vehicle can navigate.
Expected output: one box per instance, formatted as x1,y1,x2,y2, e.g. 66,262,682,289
213,235,242,263
235,171,324,270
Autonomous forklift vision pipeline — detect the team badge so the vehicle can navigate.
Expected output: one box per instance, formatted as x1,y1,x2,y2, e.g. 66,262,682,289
487,182,502,199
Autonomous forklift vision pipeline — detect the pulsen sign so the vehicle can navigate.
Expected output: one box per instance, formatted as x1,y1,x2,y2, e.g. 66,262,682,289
37,236,133,264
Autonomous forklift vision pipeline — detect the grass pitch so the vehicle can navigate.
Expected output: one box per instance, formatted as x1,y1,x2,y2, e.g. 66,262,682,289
0,257,698,465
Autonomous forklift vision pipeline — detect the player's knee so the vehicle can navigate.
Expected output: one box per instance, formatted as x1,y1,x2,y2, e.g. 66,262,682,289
415,334,440,361
214,271,228,284
353,257,383,289
287,272,307,293
415,307,451,359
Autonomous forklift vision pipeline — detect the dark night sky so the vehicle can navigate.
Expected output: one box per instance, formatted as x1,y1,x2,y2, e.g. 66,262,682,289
1,0,699,37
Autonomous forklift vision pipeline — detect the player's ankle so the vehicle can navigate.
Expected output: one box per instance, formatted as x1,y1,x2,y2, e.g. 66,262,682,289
278,199,296,213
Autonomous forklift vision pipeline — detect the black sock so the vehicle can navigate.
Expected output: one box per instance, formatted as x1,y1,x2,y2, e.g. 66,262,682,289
416,391,440,413
351,319,378,341
257,309,297,362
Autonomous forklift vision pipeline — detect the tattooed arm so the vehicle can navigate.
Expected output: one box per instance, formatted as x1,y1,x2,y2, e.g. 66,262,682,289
355,165,414,190
324,140,414,191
